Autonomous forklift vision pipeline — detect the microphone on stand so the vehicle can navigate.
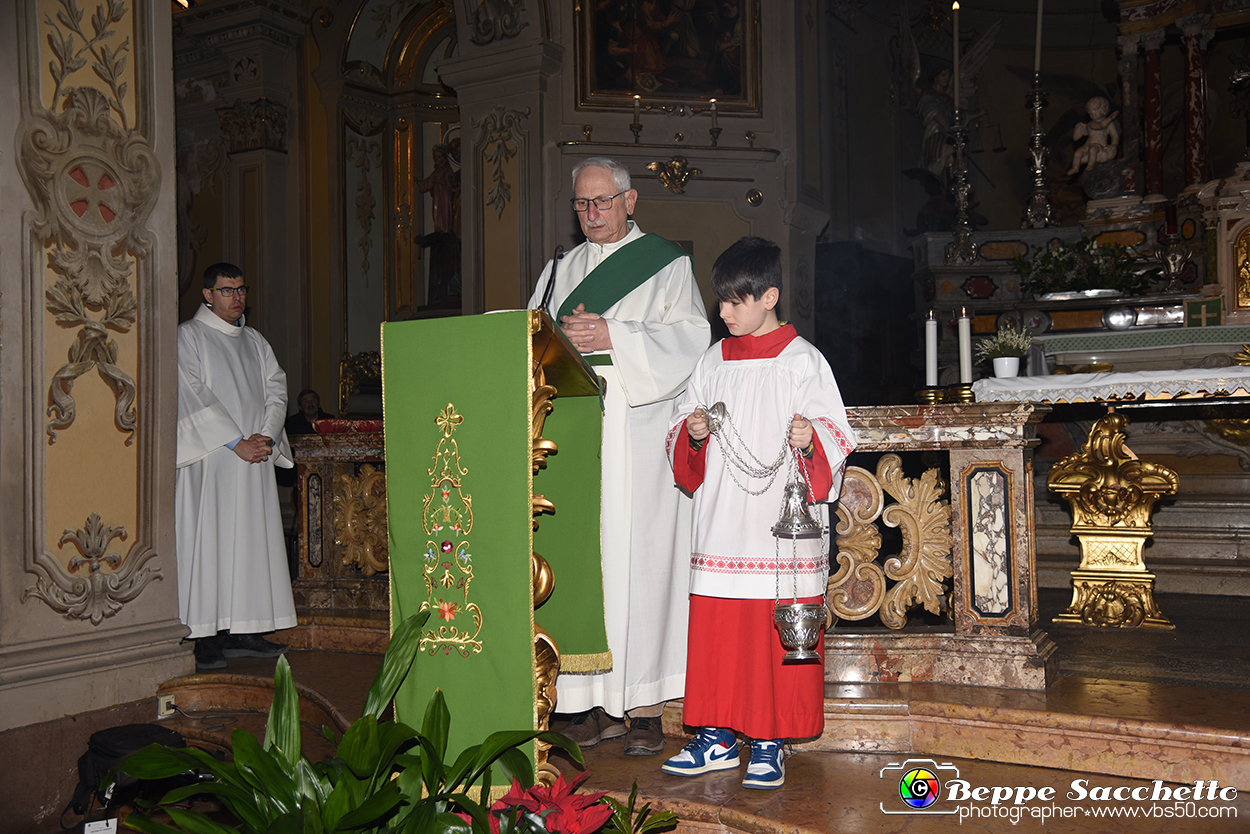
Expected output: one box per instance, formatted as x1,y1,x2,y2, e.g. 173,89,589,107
538,245,565,316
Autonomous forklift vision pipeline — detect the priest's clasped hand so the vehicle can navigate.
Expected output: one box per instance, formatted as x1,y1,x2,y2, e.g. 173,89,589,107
234,434,274,464
560,303,612,353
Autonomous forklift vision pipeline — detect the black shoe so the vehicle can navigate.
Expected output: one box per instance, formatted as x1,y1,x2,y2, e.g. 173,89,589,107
222,632,289,658
623,716,665,756
193,636,226,670
560,707,626,748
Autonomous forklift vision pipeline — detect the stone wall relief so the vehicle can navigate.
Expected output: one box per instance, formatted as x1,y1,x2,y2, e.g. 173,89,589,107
466,0,528,45
476,106,528,218
18,0,165,622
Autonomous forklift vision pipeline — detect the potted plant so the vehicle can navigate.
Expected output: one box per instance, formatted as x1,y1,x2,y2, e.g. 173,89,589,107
116,612,673,834
975,324,1032,378
1009,237,1158,299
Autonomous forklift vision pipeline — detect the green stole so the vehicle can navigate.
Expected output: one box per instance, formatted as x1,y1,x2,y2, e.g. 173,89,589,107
555,234,690,319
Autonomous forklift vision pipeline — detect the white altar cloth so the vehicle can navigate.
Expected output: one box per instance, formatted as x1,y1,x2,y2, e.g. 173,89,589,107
973,366,1250,404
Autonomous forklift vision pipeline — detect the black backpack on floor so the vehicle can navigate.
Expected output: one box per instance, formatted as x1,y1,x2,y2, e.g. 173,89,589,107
65,723,187,824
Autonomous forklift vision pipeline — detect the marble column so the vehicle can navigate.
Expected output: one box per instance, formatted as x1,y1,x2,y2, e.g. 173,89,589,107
1178,13,1214,189
1141,29,1166,198
1118,33,1142,195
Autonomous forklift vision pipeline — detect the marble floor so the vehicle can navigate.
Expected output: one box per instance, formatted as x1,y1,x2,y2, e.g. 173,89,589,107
180,589,1250,833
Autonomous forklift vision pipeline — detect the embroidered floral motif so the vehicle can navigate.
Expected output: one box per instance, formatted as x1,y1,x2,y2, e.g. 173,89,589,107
418,404,483,656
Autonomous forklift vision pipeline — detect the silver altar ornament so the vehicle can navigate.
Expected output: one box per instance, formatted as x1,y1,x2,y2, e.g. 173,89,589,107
771,481,822,539
705,401,728,435
773,602,825,662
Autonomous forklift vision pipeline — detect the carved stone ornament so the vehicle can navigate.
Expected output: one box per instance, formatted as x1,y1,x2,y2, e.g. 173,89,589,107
475,106,529,219
467,0,529,45
217,97,290,154
826,454,953,629
647,156,701,194
333,464,390,575
20,87,160,446
22,513,162,625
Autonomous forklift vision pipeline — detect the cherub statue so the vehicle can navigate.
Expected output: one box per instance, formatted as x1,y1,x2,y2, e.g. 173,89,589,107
1067,96,1120,175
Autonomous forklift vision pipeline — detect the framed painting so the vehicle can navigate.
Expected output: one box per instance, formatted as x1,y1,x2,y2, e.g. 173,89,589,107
576,0,760,114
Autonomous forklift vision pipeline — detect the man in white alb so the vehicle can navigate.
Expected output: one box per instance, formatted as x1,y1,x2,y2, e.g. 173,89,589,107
529,157,710,755
175,262,298,669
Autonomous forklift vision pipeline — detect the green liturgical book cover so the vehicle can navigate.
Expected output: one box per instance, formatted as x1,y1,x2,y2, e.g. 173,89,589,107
382,311,607,765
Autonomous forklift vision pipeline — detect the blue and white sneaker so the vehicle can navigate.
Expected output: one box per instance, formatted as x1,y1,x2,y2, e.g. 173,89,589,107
742,739,785,789
660,727,740,776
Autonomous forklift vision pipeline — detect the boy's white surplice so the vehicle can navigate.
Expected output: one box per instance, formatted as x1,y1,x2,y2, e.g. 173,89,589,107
669,331,857,600
175,304,296,639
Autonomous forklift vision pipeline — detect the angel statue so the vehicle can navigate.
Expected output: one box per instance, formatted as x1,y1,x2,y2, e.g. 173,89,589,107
1067,96,1120,175
898,8,1001,177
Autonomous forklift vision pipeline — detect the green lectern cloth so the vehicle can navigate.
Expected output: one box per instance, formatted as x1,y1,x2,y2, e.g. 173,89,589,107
382,311,606,764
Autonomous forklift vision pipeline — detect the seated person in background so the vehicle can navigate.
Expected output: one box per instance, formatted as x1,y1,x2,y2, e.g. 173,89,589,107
285,388,334,435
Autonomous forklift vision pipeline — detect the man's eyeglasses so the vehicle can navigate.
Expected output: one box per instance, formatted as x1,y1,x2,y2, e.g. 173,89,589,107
213,285,249,298
570,191,627,212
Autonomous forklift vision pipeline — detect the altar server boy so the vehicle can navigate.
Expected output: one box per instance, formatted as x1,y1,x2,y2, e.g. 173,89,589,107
663,236,857,789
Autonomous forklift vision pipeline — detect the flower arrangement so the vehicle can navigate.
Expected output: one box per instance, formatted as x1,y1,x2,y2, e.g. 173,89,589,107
1009,237,1158,298
975,324,1033,362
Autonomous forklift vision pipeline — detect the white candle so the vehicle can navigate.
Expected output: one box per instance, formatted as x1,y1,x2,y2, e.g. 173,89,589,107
952,2,960,111
925,311,939,387
1034,0,1044,74
633,95,640,123
957,308,973,384
709,99,718,130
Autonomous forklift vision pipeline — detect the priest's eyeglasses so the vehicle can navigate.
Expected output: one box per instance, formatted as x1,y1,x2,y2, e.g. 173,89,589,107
213,285,249,298
570,191,627,212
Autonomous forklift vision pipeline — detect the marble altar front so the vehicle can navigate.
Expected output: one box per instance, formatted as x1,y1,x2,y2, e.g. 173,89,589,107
290,403,1058,690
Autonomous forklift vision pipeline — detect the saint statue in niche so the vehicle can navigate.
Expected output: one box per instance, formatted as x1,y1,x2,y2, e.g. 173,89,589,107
416,142,461,306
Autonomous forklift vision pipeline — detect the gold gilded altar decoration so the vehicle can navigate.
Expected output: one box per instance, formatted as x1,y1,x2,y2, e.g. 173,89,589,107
419,403,483,655
826,454,954,629
1048,411,1178,628
333,464,389,575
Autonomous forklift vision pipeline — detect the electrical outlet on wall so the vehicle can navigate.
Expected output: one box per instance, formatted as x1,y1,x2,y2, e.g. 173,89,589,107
157,693,176,717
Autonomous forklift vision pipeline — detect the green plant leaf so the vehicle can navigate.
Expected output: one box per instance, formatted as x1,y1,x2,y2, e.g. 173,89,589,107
421,687,451,763
120,744,223,780
121,812,186,834
333,780,402,830
361,611,429,718
265,655,302,769
337,713,382,779
230,727,298,815
162,807,242,834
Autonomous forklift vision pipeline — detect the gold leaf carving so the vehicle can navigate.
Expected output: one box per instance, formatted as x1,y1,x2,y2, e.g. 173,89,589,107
826,454,953,630
333,464,389,575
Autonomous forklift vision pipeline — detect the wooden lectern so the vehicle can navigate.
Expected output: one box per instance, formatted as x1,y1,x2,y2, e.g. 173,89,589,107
381,310,606,784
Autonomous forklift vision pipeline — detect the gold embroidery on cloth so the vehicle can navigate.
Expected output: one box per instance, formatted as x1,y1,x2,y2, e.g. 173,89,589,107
419,403,483,656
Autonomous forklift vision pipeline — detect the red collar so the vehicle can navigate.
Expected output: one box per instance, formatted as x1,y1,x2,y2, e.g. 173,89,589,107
721,323,797,360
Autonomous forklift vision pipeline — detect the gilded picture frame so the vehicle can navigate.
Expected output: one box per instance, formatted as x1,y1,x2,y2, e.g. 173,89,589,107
576,0,760,114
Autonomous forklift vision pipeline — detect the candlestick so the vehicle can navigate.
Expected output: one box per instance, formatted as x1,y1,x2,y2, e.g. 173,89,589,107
957,308,972,384
1164,203,1178,236
925,311,939,387
633,95,640,123
952,2,960,111
710,98,718,130
1034,0,1044,73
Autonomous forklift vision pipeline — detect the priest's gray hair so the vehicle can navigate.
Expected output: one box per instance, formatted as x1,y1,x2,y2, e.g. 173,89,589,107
572,157,632,193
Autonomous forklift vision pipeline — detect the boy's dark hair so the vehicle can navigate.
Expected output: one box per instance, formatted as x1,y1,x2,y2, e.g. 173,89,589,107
203,262,243,289
710,236,782,301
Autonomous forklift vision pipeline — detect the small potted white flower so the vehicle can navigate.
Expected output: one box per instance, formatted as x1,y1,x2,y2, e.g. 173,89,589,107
975,324,1032,378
